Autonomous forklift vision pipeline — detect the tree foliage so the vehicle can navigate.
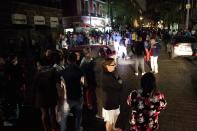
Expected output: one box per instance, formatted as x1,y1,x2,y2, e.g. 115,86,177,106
110,0,141,26
110,0,185,28
145,0,184,26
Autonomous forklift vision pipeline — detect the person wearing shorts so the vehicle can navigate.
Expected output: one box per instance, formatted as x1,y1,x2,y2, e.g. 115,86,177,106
101,58,123,131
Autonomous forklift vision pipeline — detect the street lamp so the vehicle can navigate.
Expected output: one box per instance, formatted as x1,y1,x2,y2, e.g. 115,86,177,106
140,16,143,21
185,0,191,30
88,0,92,26
139,16,143,28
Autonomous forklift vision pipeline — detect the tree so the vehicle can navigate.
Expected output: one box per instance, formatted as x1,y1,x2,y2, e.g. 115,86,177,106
110,0,141,28
145,0,183,27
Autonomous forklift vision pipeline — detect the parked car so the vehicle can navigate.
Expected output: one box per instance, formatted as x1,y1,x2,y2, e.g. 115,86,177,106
191,41,197,56
68,44,116,61
170,36,197,58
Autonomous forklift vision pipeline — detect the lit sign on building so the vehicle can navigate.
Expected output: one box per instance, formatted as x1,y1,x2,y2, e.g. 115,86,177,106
34,16,45,25
81,16,106,27
50,17,59,28
11,14,27,24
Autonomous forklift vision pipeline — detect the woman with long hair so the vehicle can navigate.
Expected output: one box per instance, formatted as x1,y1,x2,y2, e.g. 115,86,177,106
117,72,167,131
101,58,123,131
128,72,167,131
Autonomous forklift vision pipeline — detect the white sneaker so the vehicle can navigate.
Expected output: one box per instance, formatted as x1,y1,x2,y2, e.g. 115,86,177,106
80,126,83,131
96,114,104,119
141,72,145,75
154,71,158,74
135,73,138,76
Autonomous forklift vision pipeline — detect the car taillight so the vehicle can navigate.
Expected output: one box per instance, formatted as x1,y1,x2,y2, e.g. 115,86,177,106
192,53,197,56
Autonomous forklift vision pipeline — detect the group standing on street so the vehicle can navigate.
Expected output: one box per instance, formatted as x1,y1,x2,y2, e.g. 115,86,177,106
0,28,169,131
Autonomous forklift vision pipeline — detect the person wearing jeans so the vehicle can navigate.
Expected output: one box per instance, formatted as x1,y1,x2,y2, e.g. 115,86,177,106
60,52,84,131
60,97,83,131
131,39,146,76
135,56,145,75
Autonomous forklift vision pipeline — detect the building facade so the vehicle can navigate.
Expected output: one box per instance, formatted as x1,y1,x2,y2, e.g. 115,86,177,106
190,0,197,29
62,0,109,32
0,0,62,57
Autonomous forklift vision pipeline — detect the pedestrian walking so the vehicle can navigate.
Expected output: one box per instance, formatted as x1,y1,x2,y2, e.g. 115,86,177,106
149,38,161,74
144,40,150,64
131,38,146,76
101,58,123,131
166,43,172,58
119,37,128,60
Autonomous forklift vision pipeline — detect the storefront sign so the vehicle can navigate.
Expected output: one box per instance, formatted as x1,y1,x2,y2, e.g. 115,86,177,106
34,16,45,25
81,16,105,27
11,14,27,24
50,17,59,28
186,4,191,9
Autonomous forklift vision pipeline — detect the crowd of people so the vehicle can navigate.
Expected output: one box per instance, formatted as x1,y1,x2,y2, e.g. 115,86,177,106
4,27,195,130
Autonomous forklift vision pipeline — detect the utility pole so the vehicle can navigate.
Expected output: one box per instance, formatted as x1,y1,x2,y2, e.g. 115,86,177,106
185,0,190,30
89,0,92,26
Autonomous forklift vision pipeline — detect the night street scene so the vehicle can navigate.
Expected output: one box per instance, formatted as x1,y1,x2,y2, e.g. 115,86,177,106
0,0,197,131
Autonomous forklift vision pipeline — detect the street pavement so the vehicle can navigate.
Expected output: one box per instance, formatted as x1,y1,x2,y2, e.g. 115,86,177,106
114,44,197,131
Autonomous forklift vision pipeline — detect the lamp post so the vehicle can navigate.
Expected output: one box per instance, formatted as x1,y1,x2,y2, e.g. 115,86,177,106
89,0,92,26
185,0,191,30
110,1,113,28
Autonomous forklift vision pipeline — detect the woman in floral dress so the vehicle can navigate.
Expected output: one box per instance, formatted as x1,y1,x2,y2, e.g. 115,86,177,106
123,72,167,131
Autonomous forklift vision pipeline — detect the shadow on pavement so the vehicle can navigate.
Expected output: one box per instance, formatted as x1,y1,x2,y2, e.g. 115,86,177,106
1,105,106,131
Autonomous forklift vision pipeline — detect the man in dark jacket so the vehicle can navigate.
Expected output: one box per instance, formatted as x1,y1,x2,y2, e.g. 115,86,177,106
131,38,146,76
101,58,123,131
60,52,84,131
